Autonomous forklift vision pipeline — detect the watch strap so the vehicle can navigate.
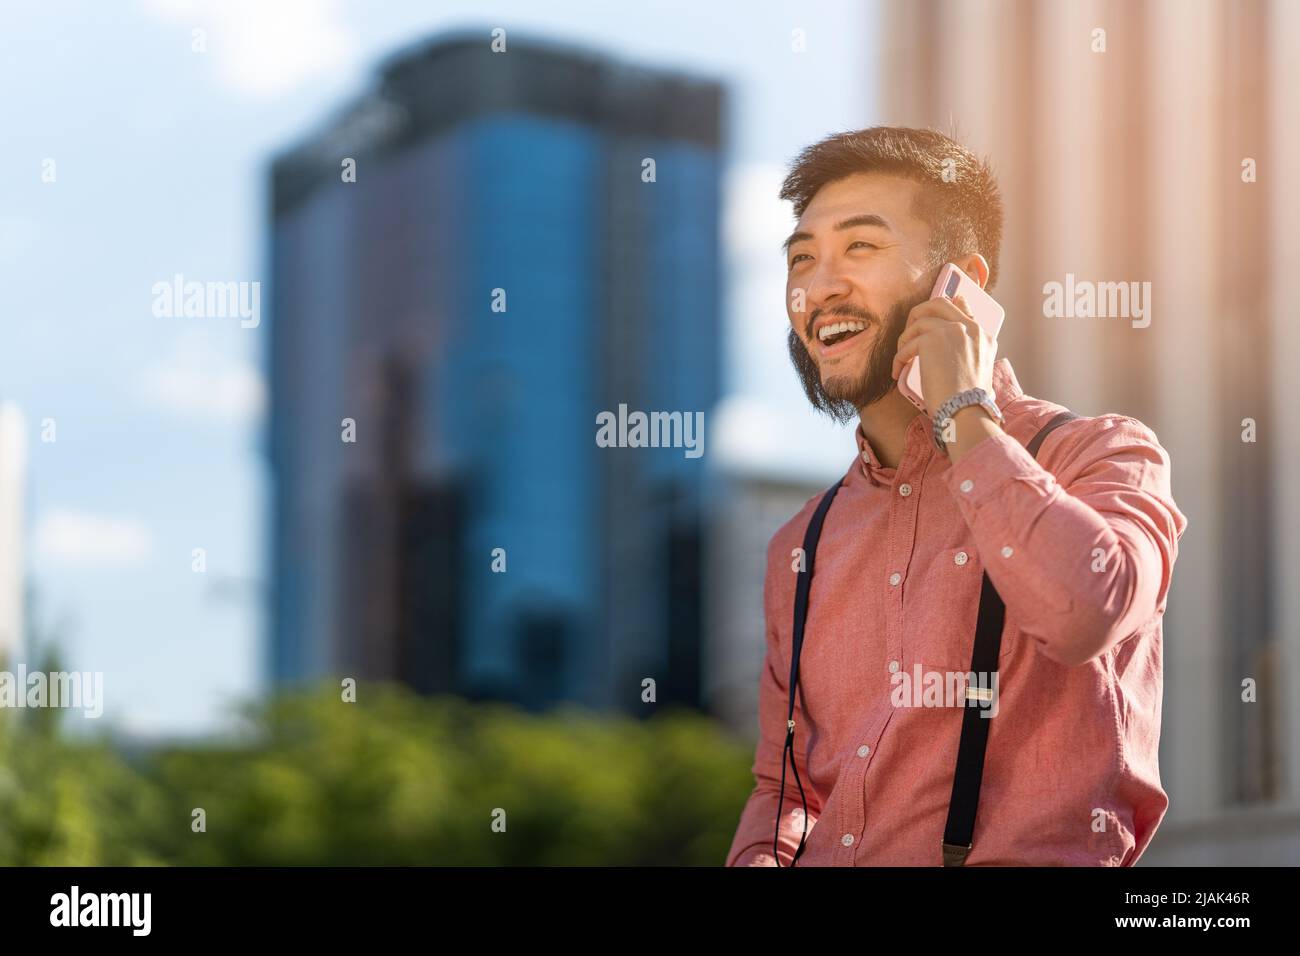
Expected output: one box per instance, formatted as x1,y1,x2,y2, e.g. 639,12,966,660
933,387,1004,450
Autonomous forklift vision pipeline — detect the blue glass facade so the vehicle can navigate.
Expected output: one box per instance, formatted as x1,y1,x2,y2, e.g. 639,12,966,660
268,35,723,713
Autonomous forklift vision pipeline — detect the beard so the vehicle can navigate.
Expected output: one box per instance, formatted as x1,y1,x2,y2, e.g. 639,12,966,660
787,286,931,425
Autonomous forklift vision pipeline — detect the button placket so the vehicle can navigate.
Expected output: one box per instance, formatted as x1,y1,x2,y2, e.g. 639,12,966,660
886,445,925,712
848,426,927,866
848,706,896,866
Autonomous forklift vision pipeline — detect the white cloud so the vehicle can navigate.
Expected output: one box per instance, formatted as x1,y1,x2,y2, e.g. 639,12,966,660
722,163,804,401
712,392,849,483
718,163,858,481
34,510,155,568
724,162,793,264
137,333,266,425
138,0,357,97
724,164,797,398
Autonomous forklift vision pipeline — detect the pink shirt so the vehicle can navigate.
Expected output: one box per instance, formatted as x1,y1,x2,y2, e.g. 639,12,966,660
726,357,1189,866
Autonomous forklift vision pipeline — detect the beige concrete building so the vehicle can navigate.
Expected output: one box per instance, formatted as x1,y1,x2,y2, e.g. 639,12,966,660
880,0,1299,863
705,465,828,737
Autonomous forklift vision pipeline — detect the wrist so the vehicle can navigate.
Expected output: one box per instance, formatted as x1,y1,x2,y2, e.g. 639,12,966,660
932,386,1004,453
945,406,1003,463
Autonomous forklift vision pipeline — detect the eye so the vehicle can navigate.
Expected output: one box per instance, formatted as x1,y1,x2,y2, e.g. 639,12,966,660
849,240,878,251
788,253,811,268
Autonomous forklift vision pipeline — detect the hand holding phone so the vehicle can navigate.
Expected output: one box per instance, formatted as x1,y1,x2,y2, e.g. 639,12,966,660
896,262,1006,413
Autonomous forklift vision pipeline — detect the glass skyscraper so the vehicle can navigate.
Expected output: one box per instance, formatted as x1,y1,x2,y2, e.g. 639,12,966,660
267,32,724,713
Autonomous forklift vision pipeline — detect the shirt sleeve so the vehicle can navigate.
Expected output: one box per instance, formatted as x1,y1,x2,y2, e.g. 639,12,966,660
943,413,1189,667
725,532,824,866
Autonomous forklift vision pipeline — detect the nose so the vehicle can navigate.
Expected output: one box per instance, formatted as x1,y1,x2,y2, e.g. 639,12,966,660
799,262,853,326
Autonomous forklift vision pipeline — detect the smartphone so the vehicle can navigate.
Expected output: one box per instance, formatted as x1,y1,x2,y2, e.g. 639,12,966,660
897,262,1006,413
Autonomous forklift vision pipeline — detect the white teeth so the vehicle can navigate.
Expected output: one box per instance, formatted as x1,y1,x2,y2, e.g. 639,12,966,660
817,321,867,342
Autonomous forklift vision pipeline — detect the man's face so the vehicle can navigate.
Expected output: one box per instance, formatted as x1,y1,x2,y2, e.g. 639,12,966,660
784,172,939,423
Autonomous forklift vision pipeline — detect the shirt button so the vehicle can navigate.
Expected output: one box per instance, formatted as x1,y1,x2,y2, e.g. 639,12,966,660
1001,545,1013,558
954,551,969,566
898,482,912,497
888,660,899,674
960,479,974,493
841,833,855,847
857,745,871,758
889,571,901,586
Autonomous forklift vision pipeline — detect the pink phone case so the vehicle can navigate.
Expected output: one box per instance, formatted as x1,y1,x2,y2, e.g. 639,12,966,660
898,263,1006,412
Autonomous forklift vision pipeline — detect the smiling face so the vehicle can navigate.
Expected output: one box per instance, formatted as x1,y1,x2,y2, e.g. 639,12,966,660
784,172,940,422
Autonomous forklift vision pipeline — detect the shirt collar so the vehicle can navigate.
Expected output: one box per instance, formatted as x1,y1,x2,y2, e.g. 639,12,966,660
854,357,1024,480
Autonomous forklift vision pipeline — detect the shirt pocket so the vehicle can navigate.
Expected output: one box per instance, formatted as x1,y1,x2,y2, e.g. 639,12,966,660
906,545,994,673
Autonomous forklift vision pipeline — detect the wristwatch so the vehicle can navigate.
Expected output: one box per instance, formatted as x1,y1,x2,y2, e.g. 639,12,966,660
933,387,1005,451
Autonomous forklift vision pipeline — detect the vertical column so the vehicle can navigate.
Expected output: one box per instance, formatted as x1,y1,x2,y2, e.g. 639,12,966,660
1147,0,1223,821
1030,0,1109,409
1270,0,1300,812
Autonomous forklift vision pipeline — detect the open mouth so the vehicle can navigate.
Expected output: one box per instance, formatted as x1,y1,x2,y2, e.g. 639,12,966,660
817,320,868,348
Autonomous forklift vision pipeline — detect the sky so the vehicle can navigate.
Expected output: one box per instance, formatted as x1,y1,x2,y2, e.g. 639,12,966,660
0,0,879,737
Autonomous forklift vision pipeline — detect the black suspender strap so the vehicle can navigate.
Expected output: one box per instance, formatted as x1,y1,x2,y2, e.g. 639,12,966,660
776,407,1080,868
775,477,843,866
1025,409,1080,460
941,409,1079,866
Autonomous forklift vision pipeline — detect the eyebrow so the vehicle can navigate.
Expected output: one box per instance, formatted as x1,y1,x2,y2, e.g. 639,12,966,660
781,213,894,256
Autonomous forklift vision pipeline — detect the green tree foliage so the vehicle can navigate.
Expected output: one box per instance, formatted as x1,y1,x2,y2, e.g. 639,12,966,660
0,683,756,865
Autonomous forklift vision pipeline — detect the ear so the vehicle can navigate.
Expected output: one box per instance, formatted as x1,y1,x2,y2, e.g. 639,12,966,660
953,254,991,290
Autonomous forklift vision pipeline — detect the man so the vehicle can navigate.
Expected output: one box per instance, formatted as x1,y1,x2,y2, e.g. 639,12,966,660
725,127,1188,866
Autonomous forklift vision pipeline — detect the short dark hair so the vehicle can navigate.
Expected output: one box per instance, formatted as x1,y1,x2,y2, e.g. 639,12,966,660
779,126,1004,290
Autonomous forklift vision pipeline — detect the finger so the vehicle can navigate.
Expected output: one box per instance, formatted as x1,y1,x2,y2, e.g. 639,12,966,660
944,299,982,335
891,337,921,377
896,314,949,350
935,295,978,326
902,298,945,333
909,300,978,346
906,297,970,334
